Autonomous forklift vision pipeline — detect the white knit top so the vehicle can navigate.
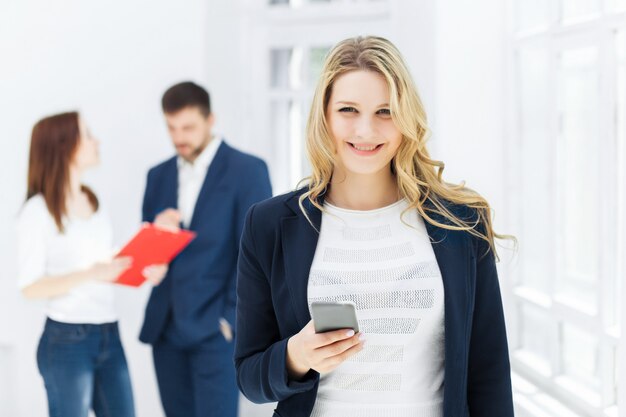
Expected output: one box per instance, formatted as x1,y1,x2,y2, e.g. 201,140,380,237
16,195,117,324
307,199,445,417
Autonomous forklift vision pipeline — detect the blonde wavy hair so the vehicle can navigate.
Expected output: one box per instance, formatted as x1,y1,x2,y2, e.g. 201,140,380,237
299,35,511,257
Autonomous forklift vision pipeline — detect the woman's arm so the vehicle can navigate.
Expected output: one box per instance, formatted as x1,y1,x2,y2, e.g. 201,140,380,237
234,204,362,404
21,257,132,299
234,205,318,403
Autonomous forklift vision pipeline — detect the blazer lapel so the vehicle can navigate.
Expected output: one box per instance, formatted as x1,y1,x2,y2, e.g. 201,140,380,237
425,216,472,417
281,194,323,329
163,158,179,211
188,141,229,230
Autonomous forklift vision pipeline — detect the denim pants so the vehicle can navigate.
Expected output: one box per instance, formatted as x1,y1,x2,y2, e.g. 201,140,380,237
37,318,135,417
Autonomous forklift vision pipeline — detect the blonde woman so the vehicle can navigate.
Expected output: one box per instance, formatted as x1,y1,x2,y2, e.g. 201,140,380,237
234,36,514,417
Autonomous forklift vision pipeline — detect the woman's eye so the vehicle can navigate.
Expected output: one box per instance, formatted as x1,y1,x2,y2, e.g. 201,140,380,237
339,107,357,113
377,108,391,116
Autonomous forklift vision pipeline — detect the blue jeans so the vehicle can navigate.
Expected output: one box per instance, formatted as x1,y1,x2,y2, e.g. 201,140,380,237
37,318,135,417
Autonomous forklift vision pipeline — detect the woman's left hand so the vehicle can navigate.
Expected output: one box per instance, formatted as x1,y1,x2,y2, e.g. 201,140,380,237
142,264,168,286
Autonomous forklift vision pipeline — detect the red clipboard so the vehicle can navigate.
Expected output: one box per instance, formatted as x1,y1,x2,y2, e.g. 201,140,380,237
114,224,196,287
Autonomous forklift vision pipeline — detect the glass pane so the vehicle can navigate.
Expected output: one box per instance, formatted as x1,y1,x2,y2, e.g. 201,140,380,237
613,347,619,406
518,45,552,293
616,348,621,407
269,0,385,7
555,46,601,313
299,97,312,180
270,100,292,184
516,0,551,31
519,304,552,374
270,49,292,89
271,99,307,188
560,0,600,22
270,48,303,90
561,323,601,392
289,100,304,187
617,31,625,332
269,0,342,6
308,46,331,85
610,0,626,10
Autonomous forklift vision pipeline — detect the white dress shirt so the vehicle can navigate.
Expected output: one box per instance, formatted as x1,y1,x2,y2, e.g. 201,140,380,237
177,136,222,227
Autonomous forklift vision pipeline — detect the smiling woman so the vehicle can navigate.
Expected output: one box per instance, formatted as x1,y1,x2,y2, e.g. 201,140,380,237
324,70,402,208
234,35,515,417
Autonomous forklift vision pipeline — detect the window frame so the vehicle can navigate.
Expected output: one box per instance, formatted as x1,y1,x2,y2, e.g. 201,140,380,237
243,0,393,193
506,2,626,416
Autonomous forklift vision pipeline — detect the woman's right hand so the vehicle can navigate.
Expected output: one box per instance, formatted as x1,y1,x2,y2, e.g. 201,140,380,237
90,257,133,282
286,320,364,380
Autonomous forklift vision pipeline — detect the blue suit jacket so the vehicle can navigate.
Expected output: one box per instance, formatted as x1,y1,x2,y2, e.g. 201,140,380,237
235,188,514,417
140,141,272,347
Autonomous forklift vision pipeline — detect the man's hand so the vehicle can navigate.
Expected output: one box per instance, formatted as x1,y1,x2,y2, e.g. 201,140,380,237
142,264,168,286
154,208,181,232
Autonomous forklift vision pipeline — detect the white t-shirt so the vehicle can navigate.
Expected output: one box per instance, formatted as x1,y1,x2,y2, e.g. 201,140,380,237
16,195,117,324
307,199,445,417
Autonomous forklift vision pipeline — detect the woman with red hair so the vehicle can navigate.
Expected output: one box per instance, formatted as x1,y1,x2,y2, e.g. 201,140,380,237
17,112,166,417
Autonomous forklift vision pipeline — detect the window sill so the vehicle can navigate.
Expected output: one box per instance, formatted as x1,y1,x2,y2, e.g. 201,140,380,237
513,372,616,417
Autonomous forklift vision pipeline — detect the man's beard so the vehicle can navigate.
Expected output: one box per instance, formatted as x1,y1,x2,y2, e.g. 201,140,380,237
186,133,212,161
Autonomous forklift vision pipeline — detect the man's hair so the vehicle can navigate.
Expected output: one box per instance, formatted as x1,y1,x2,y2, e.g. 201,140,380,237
161,81,211,116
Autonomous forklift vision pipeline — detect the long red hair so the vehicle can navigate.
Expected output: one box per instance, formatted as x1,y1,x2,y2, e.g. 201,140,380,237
27,112,98,232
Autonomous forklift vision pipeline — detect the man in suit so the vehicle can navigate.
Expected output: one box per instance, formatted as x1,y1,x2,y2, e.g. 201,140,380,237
140,81,272,417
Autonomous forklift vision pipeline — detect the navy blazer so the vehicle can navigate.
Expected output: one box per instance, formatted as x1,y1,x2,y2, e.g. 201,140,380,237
140,141,272,347
235,188,514,417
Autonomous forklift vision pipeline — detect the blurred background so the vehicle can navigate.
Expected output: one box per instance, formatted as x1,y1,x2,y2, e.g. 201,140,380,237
0,0,624,416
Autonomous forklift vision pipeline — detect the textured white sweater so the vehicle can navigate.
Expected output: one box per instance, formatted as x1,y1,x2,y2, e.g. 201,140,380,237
307,199,445,417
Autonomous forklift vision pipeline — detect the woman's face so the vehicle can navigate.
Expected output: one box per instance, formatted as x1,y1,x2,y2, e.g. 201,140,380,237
73,117,100,171
326,70,403,177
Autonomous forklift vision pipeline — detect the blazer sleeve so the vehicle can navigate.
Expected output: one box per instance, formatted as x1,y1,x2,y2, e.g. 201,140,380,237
234,204,318,403
221,160,272,328
467,233,515,416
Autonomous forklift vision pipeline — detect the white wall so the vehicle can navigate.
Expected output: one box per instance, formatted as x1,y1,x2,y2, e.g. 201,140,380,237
432,0,521,412
432,0,507,217
431,0,516,325
0,1,210,416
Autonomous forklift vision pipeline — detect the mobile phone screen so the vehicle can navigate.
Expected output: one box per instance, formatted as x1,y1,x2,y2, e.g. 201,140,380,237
311,301,359,333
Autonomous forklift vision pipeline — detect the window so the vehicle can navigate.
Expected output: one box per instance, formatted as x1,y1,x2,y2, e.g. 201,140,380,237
246,0,392,193
555,44,601,315
509,1,625,416
560,0,601,23
517,43,552,295
614,0,626,11
269,0,379,7
516,0,551,32
269,45,330,188
616,29,625,336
